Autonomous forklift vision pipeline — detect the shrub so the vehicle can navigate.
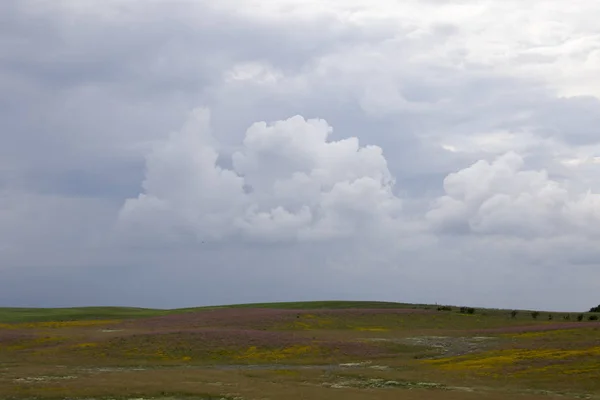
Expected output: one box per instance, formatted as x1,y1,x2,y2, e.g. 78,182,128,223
589,315,599,321
548,313,553,321
531,311,539,320
563,314,571,320
577,314,584,321
510,310,518,319
459,307,475,314
437,306,453,312
589,305,600,313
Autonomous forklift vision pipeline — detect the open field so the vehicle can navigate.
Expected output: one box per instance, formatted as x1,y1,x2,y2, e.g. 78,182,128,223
1,301,600,400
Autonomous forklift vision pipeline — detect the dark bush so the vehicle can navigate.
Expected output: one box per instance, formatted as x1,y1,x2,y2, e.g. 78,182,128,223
548,313,553,321
531,311,539,320
577,314,584,321
589,305,600,313
510,310,518,318
437,306,453,312
563,314,571,320
589,315,599,321
459,306,475,314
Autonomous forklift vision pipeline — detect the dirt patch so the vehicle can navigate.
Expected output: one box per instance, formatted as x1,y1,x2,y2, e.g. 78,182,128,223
74,363,390,373
76,366,149,373
13,375,77,384
320,376,474,392
365,336,498,358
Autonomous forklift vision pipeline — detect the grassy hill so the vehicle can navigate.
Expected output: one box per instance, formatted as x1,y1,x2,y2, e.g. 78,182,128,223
0,301,426,323
0,306,169,323
197,300,430,310
1,300,594,323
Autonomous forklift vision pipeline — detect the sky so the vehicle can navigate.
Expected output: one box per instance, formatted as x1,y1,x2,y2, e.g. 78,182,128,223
2,0,600,311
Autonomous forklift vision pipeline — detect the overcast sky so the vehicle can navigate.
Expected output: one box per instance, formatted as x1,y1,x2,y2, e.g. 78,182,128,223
2,0,600,311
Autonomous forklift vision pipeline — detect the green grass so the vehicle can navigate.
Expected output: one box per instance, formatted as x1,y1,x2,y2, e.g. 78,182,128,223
0,307,170,323
0,300,592,323
213,300,429,310
0,301,427,323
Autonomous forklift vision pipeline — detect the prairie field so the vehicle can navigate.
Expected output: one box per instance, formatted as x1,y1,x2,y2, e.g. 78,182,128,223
1,301,599,400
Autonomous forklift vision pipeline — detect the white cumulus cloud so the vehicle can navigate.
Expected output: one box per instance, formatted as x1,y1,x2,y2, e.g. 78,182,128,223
118,108,403,243
427,151,600,238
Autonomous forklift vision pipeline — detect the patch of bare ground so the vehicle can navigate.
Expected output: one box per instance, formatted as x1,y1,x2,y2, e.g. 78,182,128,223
363,336,498,358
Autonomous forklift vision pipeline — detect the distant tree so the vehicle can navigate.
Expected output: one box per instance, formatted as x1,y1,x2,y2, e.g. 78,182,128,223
577,314,584,321
531,311,540,320
590,305,600,313
548,313,553,321
589,315,599,321
510,310,518,319
563,314,571,321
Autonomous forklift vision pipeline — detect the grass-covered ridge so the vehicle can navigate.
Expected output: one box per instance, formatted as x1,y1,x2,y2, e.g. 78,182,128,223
0,301,422,323
0,306,171,323
209,300,428,310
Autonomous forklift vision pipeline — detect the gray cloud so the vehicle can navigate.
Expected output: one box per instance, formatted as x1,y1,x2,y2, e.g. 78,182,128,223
2,0,600,311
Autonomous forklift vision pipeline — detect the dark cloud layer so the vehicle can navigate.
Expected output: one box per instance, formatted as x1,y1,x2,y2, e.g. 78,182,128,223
2,0,600,311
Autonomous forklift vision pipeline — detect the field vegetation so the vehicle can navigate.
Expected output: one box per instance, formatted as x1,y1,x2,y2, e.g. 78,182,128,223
1,301,600,400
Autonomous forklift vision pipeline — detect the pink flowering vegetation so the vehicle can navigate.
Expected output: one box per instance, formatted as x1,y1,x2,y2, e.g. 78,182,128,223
0,308,433,365
119,307,433,331
72,328,401,364
0,331,34,347
77,308,440,365
472,321,600,335
118,308,300,330
0,330,68,354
